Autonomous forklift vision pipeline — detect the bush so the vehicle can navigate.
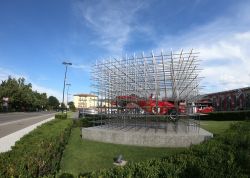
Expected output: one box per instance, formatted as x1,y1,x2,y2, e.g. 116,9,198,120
0,118,73,177
59,172,74,178
199,110,250,121
55,113,68,119
221,121,250,175
73,118,92,128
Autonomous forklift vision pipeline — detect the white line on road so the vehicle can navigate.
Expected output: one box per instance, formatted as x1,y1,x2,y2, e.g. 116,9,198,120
0,113,55,126
0,116,55,153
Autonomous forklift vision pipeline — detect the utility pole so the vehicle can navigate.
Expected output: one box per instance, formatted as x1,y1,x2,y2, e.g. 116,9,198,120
62,61,72,113
66,83,71,111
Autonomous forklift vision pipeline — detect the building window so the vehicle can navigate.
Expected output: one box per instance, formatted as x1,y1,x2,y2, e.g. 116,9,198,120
212,97,217,111
246,93,250,110
233,95,237,110
220,96,224,111
226,96,231,111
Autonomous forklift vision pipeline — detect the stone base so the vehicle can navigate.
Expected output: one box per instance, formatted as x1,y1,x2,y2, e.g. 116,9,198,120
82,122,213,147
113,160,127,166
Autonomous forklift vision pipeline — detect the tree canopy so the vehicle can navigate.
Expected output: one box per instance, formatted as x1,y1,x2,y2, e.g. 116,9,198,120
68,101,76,111
0,76,59,112
48,96,60,110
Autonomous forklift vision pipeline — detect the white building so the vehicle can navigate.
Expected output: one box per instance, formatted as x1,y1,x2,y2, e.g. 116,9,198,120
73,94,97,109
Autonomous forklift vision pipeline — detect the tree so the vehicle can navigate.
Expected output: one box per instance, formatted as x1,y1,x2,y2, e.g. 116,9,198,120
60,102,66,111
0,76,32,111
33,92,48,111
48,96,60,110
68,101,76,111
0,76,49,112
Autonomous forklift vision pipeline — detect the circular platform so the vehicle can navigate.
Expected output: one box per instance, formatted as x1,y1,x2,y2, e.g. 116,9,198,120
81,121,213,147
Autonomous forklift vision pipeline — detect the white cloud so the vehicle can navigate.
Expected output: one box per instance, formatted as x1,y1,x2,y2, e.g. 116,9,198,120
73,0,146,54
32,83,62,101
72,1,250,94
156,3,250,94
71,64,90,72
198,31,250,93
0,68,28,81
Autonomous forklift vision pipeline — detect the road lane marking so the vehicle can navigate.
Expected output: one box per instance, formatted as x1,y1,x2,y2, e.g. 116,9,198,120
0,113,55,126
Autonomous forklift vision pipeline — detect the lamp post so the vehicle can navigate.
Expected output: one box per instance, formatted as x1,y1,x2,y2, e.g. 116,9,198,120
62,62,72,113
66,83,71,110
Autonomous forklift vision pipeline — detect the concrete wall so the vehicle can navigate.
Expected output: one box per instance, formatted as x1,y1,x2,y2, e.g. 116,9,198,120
82,127,213,147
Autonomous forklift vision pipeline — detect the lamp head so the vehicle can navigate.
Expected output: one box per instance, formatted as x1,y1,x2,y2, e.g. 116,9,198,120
62,61,72,65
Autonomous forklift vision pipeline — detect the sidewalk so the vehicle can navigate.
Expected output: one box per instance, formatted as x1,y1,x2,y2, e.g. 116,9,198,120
0,116,55,153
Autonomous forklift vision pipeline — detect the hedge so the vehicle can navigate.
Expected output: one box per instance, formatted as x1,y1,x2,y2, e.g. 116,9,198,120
199,110,250,121
72,118,92,128
55,113,68,119
0,118,73,177
79,121,250,178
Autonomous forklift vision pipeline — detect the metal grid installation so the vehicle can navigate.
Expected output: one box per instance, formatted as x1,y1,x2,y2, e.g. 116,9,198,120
91,49,202,132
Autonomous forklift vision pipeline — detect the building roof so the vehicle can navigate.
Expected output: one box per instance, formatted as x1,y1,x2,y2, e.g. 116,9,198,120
205,86,250,96
73,94,97,97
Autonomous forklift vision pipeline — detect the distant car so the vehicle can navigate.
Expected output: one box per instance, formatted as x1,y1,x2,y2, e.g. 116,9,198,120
197,106,214,113
79,108,98,117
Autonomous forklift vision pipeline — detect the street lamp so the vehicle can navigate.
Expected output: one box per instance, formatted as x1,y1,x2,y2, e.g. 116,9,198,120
66,83,71,110
62,61,72,112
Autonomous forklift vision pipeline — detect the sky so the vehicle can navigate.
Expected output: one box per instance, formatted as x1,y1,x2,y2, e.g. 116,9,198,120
0,0,250,102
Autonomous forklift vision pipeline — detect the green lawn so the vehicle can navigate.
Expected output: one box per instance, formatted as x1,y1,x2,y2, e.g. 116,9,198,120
59,120,240,176
200,120,239,135
59,128,185,176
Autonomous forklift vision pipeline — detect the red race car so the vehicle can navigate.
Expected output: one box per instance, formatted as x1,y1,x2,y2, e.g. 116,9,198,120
115,94,178,115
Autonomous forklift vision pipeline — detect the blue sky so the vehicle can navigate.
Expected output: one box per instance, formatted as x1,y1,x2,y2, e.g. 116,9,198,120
0,0,250,101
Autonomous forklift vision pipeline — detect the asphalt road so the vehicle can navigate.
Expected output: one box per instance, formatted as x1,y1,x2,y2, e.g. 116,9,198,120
0,112,56,138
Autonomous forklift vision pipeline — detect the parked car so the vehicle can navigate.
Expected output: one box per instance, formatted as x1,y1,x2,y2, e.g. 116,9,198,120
197,106,214,113
79,108,98,118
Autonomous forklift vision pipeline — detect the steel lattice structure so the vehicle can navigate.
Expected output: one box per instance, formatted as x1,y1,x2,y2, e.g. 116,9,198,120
91,49,202,131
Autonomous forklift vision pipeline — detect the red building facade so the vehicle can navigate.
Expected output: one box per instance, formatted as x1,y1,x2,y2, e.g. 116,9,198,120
203,87,250,112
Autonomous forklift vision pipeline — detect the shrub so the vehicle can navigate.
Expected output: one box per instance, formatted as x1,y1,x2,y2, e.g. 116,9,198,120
0,119,73,177
73,118,92,128
55,113,68,119
59,172,74,178
221,121,250,175
199,110,250,121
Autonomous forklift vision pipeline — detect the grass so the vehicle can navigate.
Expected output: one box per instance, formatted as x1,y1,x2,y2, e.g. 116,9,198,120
200,120,240,135
59,119,241,176
59,128,185,176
